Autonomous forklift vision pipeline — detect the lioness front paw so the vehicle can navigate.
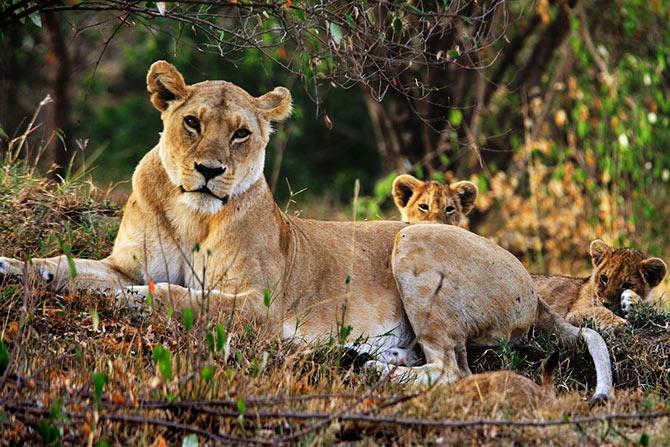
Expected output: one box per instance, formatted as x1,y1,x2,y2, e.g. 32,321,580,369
114,285,162,317
0,257,25,277
620,289,641,317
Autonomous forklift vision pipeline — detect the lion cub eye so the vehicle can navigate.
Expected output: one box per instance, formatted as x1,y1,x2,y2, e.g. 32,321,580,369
184,115,200,133
599,274,608,286
418,204,429,212
445,205,456,214
232,128,251,141
621,282,633,290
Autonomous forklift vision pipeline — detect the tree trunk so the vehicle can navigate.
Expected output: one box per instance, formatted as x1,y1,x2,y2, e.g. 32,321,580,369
41,11,71,180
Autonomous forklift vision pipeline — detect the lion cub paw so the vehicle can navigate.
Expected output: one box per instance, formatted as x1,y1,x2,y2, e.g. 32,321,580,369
620,289,641,318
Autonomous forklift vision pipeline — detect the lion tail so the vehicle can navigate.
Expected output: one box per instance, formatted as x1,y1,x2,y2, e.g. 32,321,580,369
535,299,613,405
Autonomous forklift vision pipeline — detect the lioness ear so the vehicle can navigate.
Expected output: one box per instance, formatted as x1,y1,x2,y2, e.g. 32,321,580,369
641,257,667,288
256,87,292,121
147,60,187,112
590,239,611,266
451,181,478,215
392,175,422,209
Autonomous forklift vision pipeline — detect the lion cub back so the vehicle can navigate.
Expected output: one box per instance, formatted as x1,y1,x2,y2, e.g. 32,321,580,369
392,174,478,226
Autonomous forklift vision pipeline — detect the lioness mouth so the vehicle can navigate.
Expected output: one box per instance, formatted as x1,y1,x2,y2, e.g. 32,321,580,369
179,185,229,204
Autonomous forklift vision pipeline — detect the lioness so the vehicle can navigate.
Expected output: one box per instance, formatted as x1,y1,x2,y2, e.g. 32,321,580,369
391,176,667,329
0,61,612,402
392,174,478,227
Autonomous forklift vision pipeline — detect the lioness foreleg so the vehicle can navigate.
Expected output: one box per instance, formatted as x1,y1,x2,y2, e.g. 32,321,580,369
116,282,261,316
0,256,137,291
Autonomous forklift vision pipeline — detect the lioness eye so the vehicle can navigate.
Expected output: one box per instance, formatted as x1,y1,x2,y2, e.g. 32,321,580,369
418,204,429,212
233,128,251,140
445,205,456,214
621,282,633,290
599,274,608,285
184,115,200,132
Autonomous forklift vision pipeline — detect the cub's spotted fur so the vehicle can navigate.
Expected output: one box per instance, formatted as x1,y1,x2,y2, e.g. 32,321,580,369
535,240,666,329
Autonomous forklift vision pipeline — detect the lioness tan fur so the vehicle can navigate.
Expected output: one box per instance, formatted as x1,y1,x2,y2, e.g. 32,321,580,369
392,174,478,227
392,177,667,330
0,61,613,402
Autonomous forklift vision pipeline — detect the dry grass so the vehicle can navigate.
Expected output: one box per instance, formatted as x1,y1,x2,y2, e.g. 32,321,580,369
0,166,668,446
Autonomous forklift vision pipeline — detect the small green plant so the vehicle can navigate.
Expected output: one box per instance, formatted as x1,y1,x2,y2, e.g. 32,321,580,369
151,345,173,381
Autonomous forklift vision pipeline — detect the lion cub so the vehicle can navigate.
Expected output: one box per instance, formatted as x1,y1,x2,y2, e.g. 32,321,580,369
534,240,666,329
392,174,478,227
392,176,667,330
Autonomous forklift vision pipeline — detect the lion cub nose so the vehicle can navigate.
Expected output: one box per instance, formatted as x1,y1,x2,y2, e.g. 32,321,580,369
194,162,226,181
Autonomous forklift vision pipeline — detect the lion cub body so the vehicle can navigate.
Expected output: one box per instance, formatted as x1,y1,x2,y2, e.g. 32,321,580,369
535,242,666,328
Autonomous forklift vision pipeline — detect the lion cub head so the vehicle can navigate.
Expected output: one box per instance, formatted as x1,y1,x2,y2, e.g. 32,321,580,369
392,174,478,226
589,240,667,312
146,61,292,213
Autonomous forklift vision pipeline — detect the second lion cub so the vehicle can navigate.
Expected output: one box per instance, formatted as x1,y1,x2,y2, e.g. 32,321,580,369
392,175,667,330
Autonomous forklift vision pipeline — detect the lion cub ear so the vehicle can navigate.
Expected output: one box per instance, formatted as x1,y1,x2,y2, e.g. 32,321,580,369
146,60,188,112
451,181,478,215
590,239,612,266
392,175,423,209
255,87,292,121
641,257,667,288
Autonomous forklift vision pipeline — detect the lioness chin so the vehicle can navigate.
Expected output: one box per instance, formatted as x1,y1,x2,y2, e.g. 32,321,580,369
0,61,613,402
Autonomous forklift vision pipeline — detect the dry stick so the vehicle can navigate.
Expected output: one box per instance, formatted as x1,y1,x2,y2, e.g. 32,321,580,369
95,406,670,429
3,402,265,446
274,373,392,444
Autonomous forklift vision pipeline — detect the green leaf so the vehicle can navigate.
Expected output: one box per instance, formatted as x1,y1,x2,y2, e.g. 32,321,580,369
449,109,463,127
152,345,173,380
60,243,77,280
182,434,199,447
329,22,343,45
145,292,153,309
392,16,402,33
182,307,194,332
93,372,108,404
0,126,8,140
201,366,215,383
447,49,460,60
215,324,226,351
263,288,272,308
237,398,246,415
338,325,352,343
29,13,41,28
638,433,650,447
206,332,215,353
0,341,9,374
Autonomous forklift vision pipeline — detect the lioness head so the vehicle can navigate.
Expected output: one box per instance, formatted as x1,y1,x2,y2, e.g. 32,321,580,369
589,239,667,311
147,61,292,213
392,174,478,226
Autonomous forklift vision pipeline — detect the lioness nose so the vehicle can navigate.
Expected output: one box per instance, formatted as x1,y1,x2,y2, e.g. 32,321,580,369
194,162,226,181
